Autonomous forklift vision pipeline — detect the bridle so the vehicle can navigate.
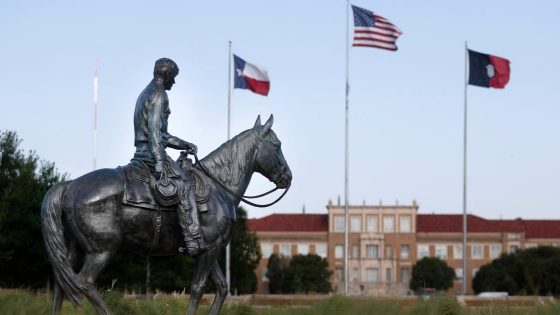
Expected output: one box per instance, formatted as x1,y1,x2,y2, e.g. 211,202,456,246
194,154,290,208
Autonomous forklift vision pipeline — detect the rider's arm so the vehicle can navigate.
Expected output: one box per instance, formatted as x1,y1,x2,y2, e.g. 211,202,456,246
147,92,167,163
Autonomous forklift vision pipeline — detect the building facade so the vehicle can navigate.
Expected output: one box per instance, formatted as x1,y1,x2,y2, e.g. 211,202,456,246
248,202,560,295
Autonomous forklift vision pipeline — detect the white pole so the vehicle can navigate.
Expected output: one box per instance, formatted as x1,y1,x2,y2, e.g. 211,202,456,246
344,0,350,297
93,60,98,171
462,41,468,295
226,41,232,295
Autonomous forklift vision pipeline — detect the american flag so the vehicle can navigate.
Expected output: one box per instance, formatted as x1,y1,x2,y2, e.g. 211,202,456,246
352,5,402,51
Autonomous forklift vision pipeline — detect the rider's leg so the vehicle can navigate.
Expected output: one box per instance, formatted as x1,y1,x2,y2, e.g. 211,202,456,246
186,191,208,249
177,187,207,255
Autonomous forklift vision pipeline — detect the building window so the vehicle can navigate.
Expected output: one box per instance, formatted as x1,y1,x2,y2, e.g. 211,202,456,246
365,268,379,283
352,245,360,259
508,233,521,240
400,268,410,283
351,215,362,232
297,243,309,255
525,243,537,249
508,244,519,254
490,244,502,259
435,244,447,259
335,245,344,259
400,244,410,259
366,216,378,232
383,216,395,233
280,243,291,257
418,244,429,258
334,215,345,232
261,243,273,258
385,245,393,259
472,244,484,259
386,268,392,283
366,244,379,258
335,268,344,282
315,243,327,258
399,216,411,233
453,244,463,259
352,268,359,282
262,267,269,282
455,268,464,282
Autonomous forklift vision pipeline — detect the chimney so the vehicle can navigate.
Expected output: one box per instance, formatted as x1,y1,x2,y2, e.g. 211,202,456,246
302,204,306,214
337,195,341,206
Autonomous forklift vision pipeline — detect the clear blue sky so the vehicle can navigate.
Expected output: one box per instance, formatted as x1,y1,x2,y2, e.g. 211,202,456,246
1,1,559,219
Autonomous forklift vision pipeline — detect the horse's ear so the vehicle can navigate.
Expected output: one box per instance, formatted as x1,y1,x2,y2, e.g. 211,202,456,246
261,114,274,136
254,115,261,128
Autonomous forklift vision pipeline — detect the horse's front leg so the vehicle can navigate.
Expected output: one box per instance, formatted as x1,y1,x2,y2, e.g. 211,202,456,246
186,248,217,315
208,260,228,315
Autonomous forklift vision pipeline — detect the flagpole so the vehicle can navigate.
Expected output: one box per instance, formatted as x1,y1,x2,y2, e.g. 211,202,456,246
462,41,468,296
344,0,350,297
226,40,232,295
93,59,98,171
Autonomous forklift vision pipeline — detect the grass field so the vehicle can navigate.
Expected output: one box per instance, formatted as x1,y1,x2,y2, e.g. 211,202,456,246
1,290,559,315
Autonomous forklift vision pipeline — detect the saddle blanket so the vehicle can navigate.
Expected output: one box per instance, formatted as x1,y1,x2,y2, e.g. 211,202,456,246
121,162,173,211
121,161,209,211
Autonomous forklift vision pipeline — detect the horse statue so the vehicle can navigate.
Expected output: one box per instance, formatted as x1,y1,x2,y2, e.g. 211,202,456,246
41,115,292,315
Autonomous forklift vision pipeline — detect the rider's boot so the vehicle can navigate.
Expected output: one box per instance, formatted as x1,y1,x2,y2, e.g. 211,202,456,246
177,190,208,256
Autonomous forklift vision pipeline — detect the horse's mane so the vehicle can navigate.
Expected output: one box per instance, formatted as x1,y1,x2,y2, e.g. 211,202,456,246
198,128,259,188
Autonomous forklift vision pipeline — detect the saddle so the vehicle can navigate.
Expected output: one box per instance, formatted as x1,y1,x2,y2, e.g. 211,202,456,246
122,157,209,212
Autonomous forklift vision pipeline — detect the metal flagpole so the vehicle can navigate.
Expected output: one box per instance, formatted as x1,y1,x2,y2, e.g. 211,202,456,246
226,40,232,295
462,41,468,295
93,60,98,171
344,0,350,297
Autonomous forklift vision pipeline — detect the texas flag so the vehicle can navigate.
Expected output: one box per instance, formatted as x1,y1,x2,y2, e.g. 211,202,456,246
233,54,270,96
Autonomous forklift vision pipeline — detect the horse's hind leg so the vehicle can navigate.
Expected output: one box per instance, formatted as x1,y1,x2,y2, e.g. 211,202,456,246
79,251,115,315
208,260,228,315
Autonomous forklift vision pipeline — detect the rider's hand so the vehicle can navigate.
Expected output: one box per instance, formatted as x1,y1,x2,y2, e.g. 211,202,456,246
187,143,198,155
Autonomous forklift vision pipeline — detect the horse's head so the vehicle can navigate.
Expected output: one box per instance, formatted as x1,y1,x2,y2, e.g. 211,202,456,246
253,115,292,189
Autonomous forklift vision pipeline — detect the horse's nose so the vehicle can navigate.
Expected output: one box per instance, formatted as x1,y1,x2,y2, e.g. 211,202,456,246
283,167,292,185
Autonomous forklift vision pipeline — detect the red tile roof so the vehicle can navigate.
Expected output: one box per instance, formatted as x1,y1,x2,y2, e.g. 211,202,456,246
248,213,328,232
521,220,560,239
417,214,560,238
417,214,522,233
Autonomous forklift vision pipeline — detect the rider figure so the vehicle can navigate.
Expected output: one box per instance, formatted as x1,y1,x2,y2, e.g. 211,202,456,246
132,58,208,256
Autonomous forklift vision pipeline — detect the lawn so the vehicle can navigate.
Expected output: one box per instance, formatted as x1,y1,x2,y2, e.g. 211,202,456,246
1,291,559,315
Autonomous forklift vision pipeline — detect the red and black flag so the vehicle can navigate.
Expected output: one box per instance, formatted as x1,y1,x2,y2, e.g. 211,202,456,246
468,49,510,89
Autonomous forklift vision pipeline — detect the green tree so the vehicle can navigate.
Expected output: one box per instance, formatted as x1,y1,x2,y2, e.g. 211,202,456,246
410,257,455,292
288,254,332,294
0,130,65,289
473,246,560,295
229,206,262,294
266,253,291,294
266,253,332,294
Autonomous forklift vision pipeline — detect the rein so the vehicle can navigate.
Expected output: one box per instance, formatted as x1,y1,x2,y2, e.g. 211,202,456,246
193,154,290,208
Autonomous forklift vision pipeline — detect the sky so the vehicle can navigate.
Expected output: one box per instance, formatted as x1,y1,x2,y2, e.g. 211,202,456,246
0,1,559,220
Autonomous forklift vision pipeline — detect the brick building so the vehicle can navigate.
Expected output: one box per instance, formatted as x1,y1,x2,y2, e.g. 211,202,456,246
248,213,328,293
248,202,560,295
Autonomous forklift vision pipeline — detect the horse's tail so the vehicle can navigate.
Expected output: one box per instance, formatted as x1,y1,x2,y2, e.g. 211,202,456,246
41,181,86,307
